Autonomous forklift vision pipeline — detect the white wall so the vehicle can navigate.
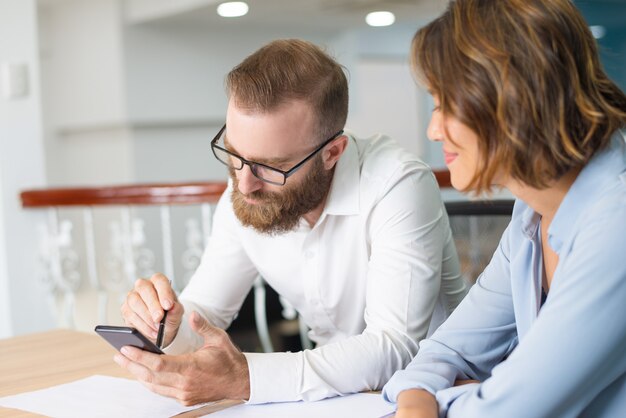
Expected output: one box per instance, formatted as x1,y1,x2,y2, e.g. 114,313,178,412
347,58,424,156
39,0,133,187
123,23,343,183
39,4,436,187
122,21,438,183
0,0,53,337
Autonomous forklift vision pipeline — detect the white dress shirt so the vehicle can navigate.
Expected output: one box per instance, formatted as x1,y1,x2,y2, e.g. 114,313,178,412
166,132,467,403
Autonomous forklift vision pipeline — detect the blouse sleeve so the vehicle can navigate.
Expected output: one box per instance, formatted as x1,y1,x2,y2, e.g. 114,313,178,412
384,202,626,418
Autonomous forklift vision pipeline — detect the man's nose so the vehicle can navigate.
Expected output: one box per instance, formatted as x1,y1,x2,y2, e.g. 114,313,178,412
236,165,264,195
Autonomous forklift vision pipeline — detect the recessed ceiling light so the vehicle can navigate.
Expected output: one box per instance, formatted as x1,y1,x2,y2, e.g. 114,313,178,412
365,11,395,27
217,2,249,18
590,25,606,39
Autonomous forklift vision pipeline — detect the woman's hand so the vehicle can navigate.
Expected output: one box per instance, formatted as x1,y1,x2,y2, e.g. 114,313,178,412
454,379,479,386
393,389,438,418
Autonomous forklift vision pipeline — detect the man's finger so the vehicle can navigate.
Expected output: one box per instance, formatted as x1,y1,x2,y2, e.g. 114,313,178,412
120,345,185,375
140,381,204,407
124,290,158,333
189,312,227,346
121,304,158,339
113,350,156,384
163,300,184,327
151,273,177,311
134,278,164,324
139,380,183,401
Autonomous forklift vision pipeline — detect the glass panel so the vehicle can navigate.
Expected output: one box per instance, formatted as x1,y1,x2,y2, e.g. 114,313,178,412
253,164,285,185
213,147,243,169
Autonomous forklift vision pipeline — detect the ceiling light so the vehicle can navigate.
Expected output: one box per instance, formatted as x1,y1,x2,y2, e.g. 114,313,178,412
366,11,395,27
217,2,249,18
590,25,606,39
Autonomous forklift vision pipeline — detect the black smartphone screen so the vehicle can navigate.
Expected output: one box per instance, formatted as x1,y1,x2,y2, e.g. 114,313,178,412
95,325,164,354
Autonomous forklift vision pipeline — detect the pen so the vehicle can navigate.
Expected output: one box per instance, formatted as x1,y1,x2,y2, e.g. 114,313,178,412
156,309,168,349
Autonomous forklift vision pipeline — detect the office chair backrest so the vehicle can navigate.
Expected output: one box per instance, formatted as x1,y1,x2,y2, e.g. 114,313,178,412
444,200,515,284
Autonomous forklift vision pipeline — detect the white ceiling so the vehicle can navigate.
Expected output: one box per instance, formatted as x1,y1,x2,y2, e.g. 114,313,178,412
125,0,446,30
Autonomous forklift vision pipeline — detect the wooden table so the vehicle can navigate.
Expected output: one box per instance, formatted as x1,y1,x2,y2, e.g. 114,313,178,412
0,329,241,417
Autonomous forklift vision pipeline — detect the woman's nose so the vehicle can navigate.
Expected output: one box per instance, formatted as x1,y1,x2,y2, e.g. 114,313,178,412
426,112,442,143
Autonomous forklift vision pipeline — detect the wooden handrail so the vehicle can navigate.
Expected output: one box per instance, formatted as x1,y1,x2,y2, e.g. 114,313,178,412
20,170,451,208
433,170,451,189
20,182,228,207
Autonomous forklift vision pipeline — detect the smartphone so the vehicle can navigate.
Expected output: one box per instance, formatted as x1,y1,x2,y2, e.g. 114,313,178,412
94,325,164,354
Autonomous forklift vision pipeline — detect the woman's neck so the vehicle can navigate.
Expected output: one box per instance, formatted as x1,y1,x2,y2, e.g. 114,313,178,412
505,168,581,222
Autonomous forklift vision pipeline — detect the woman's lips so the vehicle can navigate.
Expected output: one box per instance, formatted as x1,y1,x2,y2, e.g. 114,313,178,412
444,151,458,165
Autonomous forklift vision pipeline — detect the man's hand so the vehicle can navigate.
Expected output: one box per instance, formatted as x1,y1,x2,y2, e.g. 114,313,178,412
114,311,250,405
393,389,438,418
121,273,183,347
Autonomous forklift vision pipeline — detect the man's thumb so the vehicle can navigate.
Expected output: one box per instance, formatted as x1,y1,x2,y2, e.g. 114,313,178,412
189,311,220,342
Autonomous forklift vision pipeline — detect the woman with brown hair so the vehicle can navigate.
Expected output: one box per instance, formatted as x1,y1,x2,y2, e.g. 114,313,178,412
382,0,626,417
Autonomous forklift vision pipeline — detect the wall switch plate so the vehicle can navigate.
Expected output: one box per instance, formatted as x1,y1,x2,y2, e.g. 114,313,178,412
1,63,29,100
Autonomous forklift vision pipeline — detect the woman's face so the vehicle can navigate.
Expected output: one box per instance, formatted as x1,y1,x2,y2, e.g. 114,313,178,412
427,97,482,191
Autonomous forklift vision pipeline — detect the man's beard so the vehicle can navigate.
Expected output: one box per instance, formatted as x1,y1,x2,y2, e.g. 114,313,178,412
230,156,334,235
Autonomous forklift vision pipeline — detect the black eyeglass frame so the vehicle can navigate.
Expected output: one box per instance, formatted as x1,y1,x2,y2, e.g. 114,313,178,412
211,124,344,186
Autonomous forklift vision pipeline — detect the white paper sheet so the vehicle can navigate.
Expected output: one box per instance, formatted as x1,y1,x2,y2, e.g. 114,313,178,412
0,375,205,418
207,393,395,418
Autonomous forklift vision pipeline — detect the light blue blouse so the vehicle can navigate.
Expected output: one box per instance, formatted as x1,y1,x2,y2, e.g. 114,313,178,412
383,132,626,418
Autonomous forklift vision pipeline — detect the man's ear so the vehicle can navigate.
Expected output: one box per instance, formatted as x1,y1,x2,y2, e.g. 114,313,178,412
322,135,348,170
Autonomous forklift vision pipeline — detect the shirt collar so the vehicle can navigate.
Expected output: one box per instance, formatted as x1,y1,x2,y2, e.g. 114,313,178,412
548,131,626,252
519,131,626,245
520,207,542,239
322,134,360,217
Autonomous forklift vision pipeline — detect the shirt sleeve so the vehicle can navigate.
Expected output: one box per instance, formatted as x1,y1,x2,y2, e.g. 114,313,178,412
385,203,626,418
164,183,259,355
245,167,466,403
383,219,517,403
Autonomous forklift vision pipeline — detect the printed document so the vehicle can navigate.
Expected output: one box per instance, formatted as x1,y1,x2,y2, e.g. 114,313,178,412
208,392,394,418
0,375,204,418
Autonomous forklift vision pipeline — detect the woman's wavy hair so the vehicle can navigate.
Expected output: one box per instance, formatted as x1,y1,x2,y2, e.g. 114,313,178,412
412,0,626,193
226,39,348,142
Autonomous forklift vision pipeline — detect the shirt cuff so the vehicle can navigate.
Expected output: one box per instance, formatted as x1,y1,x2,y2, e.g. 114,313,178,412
436,384,478,417
244,352,302,404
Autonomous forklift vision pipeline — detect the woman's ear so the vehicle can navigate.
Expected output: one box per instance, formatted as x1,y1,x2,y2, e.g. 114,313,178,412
322,135,348,170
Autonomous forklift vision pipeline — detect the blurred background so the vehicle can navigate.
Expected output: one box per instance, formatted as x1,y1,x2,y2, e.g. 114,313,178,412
1,0,624,350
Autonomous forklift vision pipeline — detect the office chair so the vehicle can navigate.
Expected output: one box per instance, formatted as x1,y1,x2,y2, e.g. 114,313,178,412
444,199,515,284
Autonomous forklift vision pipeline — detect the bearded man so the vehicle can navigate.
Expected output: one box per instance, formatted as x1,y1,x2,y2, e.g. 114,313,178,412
117,39,467,405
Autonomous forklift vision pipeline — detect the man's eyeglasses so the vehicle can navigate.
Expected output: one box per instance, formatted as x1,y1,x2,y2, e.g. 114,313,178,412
211,124,344,186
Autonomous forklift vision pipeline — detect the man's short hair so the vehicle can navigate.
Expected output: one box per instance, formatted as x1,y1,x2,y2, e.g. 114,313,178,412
226,39,349,141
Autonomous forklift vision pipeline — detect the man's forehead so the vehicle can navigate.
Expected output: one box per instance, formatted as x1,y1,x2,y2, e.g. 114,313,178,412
224,102,317,161
223,132,295,165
